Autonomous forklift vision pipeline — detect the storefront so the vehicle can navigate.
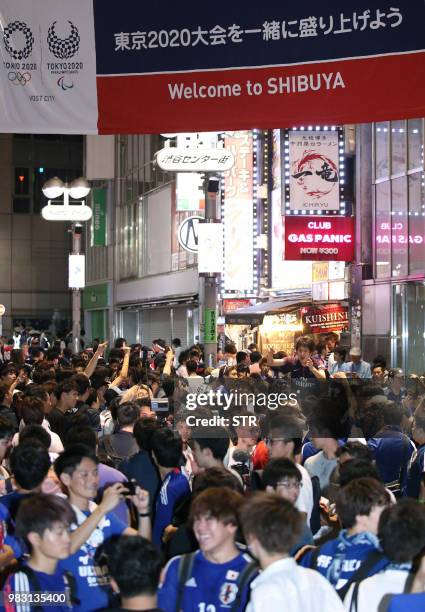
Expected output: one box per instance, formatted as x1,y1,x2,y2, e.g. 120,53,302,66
225,296,349,352
83,282,111,343
362,118,425,372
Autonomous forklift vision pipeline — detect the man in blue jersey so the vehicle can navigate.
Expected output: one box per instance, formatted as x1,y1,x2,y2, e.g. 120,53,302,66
3,494,76,612
151,428,190,547
407,403,425,498
54,444,151,612
298,477,390,592
158,487,257,612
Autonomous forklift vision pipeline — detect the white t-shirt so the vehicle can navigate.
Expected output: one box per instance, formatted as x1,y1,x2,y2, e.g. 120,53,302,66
14,418,64,454
343,567,411,612
295,463,314,523
247,557,344,612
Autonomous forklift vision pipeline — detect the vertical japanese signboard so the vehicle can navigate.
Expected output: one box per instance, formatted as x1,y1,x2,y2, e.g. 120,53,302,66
92,188,106,246
287,130,341,212
223,131,254,293
204,308,217,343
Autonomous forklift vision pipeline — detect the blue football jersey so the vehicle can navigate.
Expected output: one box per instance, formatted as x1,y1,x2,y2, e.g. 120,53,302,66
153,469,190,546
298,530,389,589
158,549,256,612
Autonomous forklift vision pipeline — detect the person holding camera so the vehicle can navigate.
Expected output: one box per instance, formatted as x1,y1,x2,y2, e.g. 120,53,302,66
54,444,150,612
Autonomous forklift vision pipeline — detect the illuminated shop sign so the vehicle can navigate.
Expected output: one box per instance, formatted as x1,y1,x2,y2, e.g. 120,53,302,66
285,216,354,261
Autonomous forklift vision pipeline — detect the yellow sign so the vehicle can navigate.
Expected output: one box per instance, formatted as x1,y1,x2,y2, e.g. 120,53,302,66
312,262,329,283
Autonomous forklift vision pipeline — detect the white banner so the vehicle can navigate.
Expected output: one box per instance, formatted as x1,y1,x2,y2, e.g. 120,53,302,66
0,0,98,133
198,223,223,274
289,130,340,211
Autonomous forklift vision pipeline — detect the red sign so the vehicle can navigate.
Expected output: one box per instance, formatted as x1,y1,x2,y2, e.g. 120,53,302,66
223,299,252,314
302,304,349,334
285,216,354,261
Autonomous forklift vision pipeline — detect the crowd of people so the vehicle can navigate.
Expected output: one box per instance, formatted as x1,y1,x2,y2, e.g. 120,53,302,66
0,331,423,611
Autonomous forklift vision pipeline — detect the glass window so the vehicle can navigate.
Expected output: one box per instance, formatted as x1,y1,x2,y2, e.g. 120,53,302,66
375,181,391,278
408,118,423,171
375,122,389,180
13,197,30,213
408,172,425,275
406,284,425,375
391,120,407,175
391,176,408,277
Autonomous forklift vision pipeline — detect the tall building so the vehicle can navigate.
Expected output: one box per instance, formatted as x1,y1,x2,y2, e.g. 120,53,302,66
0,134,83,338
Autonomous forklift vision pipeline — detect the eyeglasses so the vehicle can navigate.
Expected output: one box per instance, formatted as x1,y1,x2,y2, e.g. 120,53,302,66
275,480,303,490
265,437,288,446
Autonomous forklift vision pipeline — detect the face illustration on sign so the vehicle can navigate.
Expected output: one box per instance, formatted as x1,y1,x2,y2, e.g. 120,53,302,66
292,151,339,200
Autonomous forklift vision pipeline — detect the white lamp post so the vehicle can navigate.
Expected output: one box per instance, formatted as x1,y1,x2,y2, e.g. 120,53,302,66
42,177,91,354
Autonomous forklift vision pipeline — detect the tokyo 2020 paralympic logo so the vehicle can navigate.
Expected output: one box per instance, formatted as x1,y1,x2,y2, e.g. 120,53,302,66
47,20,80,59
3,21,34,60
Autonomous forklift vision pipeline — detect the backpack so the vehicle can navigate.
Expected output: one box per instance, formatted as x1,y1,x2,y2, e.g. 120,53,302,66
307,546,387,600
98,435,124,469
9,563,79,610
174,552,258,612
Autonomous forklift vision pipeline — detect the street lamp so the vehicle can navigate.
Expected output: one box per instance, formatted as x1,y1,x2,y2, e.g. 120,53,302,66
42,177,92,354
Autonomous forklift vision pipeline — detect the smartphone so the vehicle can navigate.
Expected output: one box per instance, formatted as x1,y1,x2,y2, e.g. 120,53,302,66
151,398,169,412
123,480,137,496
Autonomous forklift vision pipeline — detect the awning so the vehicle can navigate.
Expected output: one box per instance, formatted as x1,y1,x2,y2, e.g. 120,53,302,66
225,296,312,325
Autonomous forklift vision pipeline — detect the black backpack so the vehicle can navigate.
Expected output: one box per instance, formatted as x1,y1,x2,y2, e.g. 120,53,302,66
174,552,258,612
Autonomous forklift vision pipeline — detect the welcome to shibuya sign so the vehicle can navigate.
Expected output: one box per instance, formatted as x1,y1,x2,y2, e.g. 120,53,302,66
0,1,425,133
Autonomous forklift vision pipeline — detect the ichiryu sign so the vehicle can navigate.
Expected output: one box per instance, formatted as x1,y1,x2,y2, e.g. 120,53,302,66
285,216,354,261
41,203,93,222
0,2,425,133
157,148,234,172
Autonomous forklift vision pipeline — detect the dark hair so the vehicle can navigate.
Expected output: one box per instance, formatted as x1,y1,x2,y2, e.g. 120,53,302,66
65,426,97,451
172,338,181,347
336,477,390,529
151,428,182,468
16,494,75,548
382,401,404,426
54,380,77,401
378,499,425,563
0,383,10,405
240,492,303,554
86,388,99,408
10,443,51,489
0,415,15,440
338,460,382,488
178,350,190,366
186,360,198,375
262,458,301,489
55,368,75,384
192,426,230,461
107,535,162,597
295,336,315,353
72,373,91,396
90,367,111,390
269,416,304,456
192,467,242,495
334,347,347,360
117,402,140,427
114,338,127,349
20,396,44,426
372,355,387,368
336,441,373,463
23,385,49,402
189,487,245,526
224,344,237,355
133,418,160,452
250,351,262,364
20,425,51,450
236,351,248,365
152,339,166,350
54,444,98,478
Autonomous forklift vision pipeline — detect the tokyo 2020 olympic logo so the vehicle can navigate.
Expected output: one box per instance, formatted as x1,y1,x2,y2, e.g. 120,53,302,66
3,21,34,60
47,20,80,59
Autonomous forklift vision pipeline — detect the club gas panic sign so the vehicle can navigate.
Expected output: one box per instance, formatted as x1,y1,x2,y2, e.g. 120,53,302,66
285,216,354,261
